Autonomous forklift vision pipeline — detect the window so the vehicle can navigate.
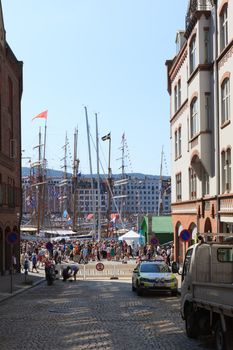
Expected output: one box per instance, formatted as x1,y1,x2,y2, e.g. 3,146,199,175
189,168,197,199
227,149,231,192
217,248,233,262
205,93,211,130
190,98,198,138
178,126,182,157
176,173,182,201
202,169,210,196
178,79,181,108
221,78,230,124
190,36,196,74
8,77,13,115
175,127,182,159
175,130,178,159
222,149,231,193
204,28,210,63
182,248,193,279
174,85,178,113
220,4,228,51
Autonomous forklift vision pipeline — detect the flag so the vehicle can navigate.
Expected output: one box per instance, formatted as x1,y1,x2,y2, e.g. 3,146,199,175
32,110,48,121
101,132,111,141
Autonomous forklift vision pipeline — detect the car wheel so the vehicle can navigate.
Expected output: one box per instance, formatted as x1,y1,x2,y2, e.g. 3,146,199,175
136,283,143,296
171,290,178,296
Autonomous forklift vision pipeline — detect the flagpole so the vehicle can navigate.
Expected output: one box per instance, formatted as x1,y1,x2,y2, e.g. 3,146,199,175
107,134,112,237
95,113,101,241
41,118,47,227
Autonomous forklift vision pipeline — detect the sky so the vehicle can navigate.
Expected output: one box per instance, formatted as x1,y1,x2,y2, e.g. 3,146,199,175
2,0,188,176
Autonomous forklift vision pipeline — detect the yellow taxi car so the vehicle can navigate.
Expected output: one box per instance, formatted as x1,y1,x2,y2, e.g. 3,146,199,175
132,260,178,296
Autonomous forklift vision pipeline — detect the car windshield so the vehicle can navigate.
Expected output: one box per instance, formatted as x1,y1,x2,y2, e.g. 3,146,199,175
140,263,170,273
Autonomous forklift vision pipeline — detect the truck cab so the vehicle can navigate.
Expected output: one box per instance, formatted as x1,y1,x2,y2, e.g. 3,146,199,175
180,241,233,350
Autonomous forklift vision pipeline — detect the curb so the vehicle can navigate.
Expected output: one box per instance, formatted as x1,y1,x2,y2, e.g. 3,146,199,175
0,277,46,304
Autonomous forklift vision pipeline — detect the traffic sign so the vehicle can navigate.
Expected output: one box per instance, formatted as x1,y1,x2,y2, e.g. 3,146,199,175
180,229,192,242
6,232,19,245
150,236,159,245
96,263,104,271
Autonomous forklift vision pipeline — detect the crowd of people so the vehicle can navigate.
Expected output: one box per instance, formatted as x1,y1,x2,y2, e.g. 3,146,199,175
20,238,174,279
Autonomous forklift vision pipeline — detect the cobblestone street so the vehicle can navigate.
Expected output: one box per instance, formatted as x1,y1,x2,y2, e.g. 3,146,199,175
0,278,215,350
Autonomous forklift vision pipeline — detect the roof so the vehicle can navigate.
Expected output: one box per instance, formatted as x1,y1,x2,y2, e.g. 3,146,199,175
142,216,173,234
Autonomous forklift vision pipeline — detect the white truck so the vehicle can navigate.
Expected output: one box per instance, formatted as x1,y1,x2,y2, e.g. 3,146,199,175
178,241,233,350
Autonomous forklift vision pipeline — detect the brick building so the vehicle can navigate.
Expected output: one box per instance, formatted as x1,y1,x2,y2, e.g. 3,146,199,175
0,2,23,274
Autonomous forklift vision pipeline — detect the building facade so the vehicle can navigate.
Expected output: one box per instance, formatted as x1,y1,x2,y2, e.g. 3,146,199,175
22,173,171,221
0,2,23,274
166,0,233,263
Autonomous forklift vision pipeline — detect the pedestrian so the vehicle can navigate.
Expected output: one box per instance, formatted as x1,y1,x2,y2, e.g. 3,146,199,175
72,264,79,281
31,252,39,273
12,254,17,273
62,266,72,281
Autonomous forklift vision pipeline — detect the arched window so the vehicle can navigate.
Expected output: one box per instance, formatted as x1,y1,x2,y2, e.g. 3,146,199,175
220,4,228,51
221,78,230,124
190,98,198,138
189,36,196,74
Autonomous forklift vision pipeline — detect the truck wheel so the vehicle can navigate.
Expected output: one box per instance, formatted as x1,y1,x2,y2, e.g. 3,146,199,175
225,318,233,350
185,311,198,339
215,320,225,350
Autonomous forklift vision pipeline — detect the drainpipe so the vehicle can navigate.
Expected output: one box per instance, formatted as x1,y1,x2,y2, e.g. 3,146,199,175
213,1,220,234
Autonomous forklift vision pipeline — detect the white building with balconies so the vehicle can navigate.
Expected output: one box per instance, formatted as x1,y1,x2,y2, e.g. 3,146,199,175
166,0,233,262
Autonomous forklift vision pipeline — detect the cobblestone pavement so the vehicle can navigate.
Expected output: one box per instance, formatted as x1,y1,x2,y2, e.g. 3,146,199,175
0,279,214,350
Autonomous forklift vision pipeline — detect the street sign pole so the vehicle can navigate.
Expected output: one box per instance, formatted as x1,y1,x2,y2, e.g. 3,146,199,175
10,244,13,294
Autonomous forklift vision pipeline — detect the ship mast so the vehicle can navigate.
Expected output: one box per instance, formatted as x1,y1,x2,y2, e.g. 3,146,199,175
85,106,96,238
31,126,46,235
60,133,69,222
72,127,79,232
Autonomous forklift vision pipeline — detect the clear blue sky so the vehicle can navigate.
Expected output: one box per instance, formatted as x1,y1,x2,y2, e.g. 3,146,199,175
2,0,188,176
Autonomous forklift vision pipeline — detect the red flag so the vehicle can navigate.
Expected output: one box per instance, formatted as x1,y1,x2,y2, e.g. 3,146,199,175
31,110,48,121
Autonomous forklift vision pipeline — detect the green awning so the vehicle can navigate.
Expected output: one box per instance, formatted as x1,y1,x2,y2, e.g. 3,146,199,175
142,216,173,234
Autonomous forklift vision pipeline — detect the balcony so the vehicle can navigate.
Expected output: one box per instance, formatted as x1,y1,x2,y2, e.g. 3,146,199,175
186,0,213,29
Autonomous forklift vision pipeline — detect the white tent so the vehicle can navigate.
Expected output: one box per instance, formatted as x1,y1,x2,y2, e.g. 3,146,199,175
118,230,140,240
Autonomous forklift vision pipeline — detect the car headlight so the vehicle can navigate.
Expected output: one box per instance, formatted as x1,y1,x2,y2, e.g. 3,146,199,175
165,278,177,283
140,277,149,282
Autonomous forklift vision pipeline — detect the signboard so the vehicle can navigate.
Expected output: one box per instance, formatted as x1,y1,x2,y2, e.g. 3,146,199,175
150,236,159,245
180,229,192,242
6,232,19,245
46,242,53,251
96,263,104,271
